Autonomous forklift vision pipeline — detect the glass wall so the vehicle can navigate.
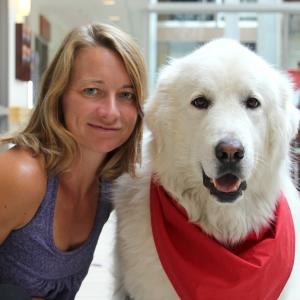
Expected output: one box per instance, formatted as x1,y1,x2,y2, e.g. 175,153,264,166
149,0,300,89
287,13,300,67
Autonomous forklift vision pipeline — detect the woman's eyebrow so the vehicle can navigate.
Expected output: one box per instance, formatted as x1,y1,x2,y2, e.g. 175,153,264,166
122,84,134,89
80,79,105,84
80,80,133,88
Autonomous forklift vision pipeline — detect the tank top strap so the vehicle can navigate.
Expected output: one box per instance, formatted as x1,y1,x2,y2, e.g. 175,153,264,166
86,177,113,246
26,176,59,246
39,176,59,214
99,177,113,211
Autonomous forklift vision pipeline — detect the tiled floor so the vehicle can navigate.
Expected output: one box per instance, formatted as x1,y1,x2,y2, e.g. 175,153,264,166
76,212,117,300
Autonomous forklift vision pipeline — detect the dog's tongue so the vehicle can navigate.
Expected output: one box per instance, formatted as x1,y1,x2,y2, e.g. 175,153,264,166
213,174,241,193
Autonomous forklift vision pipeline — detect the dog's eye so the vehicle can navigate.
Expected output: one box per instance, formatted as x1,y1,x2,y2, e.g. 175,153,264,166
191,96,211,109
245,97,260,109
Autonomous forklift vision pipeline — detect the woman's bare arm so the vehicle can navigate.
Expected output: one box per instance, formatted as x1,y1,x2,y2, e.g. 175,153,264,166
0,147,46,244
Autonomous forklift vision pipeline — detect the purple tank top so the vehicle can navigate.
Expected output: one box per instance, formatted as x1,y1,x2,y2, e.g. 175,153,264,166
0,176,112,299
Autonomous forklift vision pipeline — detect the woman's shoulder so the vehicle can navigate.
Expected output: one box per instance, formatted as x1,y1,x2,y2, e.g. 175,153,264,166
0,146,46,185
0,146,47,231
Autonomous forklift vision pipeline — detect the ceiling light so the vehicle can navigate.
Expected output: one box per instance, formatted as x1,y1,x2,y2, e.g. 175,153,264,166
16,0,31,22
103,0,115,5
17,0,31,17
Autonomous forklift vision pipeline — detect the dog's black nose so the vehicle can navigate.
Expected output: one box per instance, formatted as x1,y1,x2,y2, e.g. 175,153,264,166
215,138,244,164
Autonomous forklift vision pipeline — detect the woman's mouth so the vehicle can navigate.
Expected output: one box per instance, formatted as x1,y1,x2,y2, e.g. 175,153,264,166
88,123,120,131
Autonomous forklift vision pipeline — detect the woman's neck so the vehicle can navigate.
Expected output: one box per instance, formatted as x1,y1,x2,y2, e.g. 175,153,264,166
59,150,106,199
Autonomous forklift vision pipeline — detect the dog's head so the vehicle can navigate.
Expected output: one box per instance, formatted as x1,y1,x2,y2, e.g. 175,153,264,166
145,39,299,207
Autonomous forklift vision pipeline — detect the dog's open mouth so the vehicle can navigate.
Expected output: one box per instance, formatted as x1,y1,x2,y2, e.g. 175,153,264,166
202,170,247,203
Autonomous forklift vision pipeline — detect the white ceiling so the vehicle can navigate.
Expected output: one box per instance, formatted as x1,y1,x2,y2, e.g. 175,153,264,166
32,0,140,33
30,0,152,61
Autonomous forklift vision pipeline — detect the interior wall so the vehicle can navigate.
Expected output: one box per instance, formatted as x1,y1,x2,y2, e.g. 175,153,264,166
8,0,28,108
0,0,9,108
0,0,9,134
28,2,69,63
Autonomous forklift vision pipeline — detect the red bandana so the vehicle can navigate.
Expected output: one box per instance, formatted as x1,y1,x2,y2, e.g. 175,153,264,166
150,179,295,300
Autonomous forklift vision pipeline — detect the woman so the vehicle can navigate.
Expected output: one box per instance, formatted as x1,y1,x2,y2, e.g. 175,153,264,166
0,23,147,300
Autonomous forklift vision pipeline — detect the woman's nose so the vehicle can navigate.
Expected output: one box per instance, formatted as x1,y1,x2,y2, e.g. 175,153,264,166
97,94,120,121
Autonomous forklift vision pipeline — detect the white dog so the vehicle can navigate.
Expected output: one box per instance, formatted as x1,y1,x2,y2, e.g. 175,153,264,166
113,39,300,300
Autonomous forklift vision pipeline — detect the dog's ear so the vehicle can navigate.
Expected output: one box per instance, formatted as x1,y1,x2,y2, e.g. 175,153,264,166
144,63,176,156
264,70,299,165
144,90,166,156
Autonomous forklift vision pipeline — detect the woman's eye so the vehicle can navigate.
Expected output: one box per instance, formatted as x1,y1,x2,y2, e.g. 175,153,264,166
245,97,261,109
83,88,98,96
120,91,135,101
191,96,211,109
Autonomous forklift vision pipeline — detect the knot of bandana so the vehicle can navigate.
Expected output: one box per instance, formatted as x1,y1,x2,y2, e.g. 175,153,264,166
150,179,295,300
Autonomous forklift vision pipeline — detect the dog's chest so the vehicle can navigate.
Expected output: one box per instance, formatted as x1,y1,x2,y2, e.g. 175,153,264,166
115,179,178,300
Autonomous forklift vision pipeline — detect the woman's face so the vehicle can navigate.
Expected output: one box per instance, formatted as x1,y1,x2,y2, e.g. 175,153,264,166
62,46,138,159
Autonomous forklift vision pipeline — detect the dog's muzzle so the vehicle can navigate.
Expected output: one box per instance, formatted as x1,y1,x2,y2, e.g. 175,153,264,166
202,138,247,203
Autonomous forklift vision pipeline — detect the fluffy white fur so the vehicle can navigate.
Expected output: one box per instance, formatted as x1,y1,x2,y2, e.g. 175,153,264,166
113,39,300,300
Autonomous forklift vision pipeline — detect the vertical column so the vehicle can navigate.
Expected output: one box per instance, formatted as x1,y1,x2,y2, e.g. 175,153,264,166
281,13,289,69
0,0,9,134
125,0,156,94
257,0,281,66
148,0,158,92
148,13,157,92
224,0,240,40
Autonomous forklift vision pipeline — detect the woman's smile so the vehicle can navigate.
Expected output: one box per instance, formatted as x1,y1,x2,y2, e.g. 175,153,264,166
87,123,121,131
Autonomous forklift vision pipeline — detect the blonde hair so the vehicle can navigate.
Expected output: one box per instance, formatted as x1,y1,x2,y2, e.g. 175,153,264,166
1,23,147,180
